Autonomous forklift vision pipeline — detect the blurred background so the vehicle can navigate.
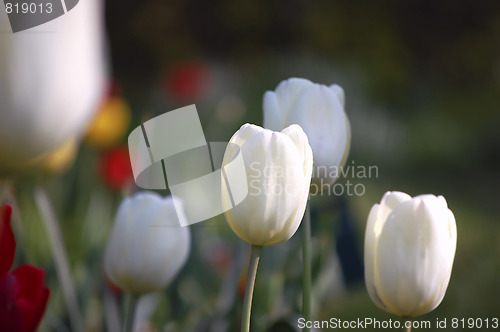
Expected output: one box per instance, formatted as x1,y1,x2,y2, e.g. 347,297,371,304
1,0,499,331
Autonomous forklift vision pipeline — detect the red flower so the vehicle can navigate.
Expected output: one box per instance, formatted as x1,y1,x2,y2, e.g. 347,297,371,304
98,145,134,191
0,204,50,332
163,61,210,102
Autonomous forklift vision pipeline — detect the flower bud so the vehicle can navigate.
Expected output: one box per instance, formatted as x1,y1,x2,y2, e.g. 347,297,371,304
222,123,313,246
0,0,107,171
364,191,457,316
103,192,190,294
263,78,350,184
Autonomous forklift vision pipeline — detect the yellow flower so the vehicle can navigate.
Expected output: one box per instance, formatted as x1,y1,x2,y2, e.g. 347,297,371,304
85,96,131,149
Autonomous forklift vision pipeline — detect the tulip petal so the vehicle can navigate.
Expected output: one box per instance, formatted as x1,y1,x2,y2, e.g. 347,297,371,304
377,191,412,226
0,0,106,170
236,131,300,244
0,205,15,277
281,124,313,177
338,115,351,169
223,124,312,246
374,196,456,316
329,84,345,108
365,192,457,317
27,288,49,332
274,78,312,116
267,126,312,246
263,91,282,131
0,273,18,331
11,265,49,332
12,265,46,305
288,83,347,182
104,192,191,294
262,78,350,184
364,204,386,310
228,123,265,149
365,193,410,314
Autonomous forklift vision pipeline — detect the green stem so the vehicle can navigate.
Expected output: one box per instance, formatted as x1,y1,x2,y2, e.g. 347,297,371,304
34,187,84,332
402,317,412,332
241,245,262,332
124,294,139,332
302,202,312,331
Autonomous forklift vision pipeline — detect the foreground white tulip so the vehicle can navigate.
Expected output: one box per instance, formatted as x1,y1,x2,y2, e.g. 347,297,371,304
364,191,457,317
222,123,313,246
222,123,313,331
0,0,106,171
104,192,190,294
263,78,350,185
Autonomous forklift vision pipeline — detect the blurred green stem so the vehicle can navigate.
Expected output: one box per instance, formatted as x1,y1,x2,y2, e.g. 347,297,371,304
124,294,139,332
302,202,312,331
402,317,412,331
103,286,121,332
34,187,84,332
241,245,262,332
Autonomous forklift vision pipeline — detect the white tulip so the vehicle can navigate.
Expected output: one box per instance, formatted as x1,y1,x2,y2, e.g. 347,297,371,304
364,191,457,317
222,123,313,246
0,0,106,171
104,192,190,294
263,78,350,185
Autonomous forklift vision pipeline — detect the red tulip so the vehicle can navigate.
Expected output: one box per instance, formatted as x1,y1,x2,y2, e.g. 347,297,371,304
0,204,50,332
163,61,210,102
98,145,134,191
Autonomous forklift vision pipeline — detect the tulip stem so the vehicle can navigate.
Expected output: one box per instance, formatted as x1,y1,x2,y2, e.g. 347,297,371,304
302,202,312,331
124,294,139,332
241,245,262,332
402,317,412,331
34,187,84,332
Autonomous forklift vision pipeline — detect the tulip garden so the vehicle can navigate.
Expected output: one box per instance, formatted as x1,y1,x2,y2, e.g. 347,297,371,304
1,1,499,332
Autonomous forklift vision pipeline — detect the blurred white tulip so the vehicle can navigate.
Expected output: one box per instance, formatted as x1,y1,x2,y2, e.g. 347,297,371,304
0,0,107,171
364,191,457,317
222,123,313,246
263,78,350,185
104,192,191,294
